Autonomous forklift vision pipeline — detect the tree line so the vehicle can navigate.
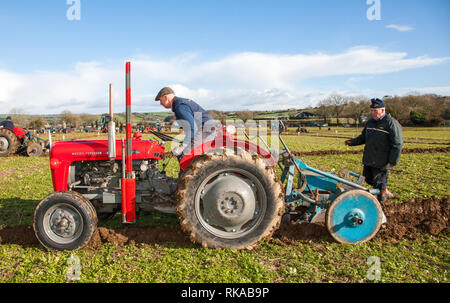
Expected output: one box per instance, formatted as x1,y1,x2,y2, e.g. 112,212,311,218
314,93,449,126
3,93,449,129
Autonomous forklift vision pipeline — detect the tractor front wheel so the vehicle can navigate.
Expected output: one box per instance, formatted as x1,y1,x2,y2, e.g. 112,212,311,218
176,153,284,250
33,191,98,251
0,128,19,157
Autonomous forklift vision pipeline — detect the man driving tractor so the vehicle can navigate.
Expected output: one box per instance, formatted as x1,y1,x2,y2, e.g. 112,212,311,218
154,87,216,160
0,116,14,130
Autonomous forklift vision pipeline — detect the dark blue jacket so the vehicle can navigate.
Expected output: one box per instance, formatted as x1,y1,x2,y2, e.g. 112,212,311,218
0,120,14,130
171,97,213,145
348,114,403,168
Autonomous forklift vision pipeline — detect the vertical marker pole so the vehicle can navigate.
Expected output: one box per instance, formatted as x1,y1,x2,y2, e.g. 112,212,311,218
121,61,136,223
126,62,132,177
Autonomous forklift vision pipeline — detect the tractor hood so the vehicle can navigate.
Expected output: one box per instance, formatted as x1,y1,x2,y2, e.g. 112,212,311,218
49,139,165,191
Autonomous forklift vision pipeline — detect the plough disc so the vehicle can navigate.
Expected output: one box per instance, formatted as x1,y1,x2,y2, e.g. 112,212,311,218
325,190,383,244
27,143,43,157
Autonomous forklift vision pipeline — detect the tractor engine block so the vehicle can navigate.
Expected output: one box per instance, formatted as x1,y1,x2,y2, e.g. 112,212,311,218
68,159,177,214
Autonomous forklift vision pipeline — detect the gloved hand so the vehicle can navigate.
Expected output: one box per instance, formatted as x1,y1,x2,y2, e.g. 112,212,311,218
345,140,352,146
171,144,187,157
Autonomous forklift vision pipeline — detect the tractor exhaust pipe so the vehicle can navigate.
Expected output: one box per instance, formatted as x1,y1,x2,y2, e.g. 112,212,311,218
107,83,116,160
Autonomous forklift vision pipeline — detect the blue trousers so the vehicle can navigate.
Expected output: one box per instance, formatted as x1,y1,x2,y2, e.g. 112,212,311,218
363,165,389,191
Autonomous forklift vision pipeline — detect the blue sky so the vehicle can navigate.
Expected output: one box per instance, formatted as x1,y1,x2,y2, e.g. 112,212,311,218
0,0,449,114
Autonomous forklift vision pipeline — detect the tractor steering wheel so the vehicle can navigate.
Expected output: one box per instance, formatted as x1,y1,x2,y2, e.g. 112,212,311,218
147,129,182,143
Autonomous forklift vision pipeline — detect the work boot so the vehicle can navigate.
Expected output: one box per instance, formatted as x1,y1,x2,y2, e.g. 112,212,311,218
379,189,394,202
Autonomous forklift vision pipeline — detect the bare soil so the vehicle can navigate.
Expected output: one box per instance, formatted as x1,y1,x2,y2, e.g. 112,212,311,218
275,196,449,244
0,197,448,248
379,196,449,240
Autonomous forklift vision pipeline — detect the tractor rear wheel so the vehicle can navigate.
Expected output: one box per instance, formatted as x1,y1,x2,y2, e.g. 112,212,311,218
176,153,284,250
33,191,98,251
27,142,43,157
0,128,19,157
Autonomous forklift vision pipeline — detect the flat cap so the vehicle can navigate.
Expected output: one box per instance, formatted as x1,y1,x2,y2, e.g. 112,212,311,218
370,98,385,109
155,87,174,101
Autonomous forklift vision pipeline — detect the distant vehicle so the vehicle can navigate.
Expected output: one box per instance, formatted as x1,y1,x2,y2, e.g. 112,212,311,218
306,122,319,127
319,123,328,127
100,115,111,133
341,123,351,127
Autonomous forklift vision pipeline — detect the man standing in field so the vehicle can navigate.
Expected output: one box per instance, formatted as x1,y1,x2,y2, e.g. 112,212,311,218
345,98,403,202
155,87,216,160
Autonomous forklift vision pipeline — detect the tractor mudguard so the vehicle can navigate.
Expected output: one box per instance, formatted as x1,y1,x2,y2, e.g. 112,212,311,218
13,127,27,140
179,138,276,171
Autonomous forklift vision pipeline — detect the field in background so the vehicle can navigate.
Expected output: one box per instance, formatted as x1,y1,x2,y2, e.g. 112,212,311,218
0,126,448,282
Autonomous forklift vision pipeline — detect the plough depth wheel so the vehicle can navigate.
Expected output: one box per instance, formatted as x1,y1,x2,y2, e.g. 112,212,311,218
326,190,383,244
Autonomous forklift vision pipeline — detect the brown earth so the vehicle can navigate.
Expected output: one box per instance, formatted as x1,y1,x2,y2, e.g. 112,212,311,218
86,226,191,249
275,196,449,244
379,196,450,240
0,197,448,248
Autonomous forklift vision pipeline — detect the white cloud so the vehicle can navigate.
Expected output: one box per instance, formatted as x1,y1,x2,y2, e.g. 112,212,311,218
386,24,415,32
0,46,448,114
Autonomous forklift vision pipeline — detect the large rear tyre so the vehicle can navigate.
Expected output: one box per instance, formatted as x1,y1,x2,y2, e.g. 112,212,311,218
326,190,383,244
33,191,98,251
0,128,19,157
176,153,284,250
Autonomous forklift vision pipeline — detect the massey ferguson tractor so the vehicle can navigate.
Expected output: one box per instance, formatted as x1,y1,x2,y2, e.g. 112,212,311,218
33,62,386,251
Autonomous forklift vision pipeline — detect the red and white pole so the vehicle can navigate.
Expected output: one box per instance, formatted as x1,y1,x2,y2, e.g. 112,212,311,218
125,62,133,177
121,61,136,223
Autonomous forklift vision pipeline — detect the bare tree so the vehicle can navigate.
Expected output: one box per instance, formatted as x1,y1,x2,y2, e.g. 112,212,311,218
28,116,46,130
316,100,333,123
208,110,227,124
236,110,254,122
9,108,29,127
60,110,81,128
345,96,370,125
325,94,348,125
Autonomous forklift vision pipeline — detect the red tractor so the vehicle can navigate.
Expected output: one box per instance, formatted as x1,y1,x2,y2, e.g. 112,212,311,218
33,64,283,251
0,126,46,157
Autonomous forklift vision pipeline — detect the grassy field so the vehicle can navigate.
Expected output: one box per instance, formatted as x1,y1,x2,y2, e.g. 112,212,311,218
0,127,449,283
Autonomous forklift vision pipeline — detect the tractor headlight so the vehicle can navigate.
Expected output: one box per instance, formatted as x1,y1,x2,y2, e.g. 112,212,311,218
50,158,62,170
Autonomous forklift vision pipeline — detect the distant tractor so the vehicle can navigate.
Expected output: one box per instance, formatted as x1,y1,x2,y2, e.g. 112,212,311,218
100,114,111,133
296,124,308,134
0,126,50,157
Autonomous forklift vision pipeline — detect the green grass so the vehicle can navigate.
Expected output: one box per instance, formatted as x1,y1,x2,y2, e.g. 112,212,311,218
0,127,449,283
1,235,448,283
